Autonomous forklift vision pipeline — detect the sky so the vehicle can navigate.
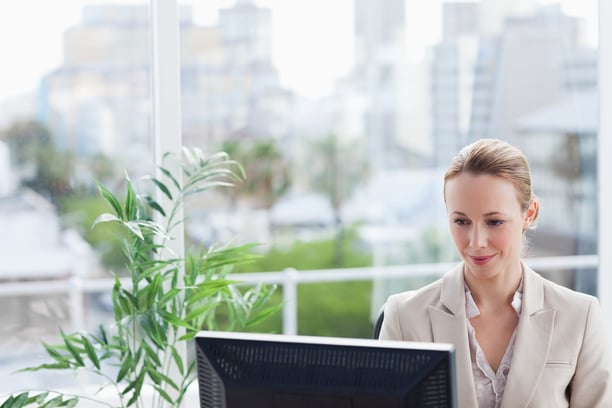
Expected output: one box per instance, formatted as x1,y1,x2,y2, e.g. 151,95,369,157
0,0,599,103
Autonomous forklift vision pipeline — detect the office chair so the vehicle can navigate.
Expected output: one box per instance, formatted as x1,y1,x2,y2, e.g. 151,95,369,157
372,303,385,339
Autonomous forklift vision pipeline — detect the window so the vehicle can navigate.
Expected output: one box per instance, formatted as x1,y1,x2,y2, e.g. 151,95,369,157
0,0,606,393
0,0,153,391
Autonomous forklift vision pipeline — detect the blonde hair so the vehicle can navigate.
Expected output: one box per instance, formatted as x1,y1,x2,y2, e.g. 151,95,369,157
444,138,539,228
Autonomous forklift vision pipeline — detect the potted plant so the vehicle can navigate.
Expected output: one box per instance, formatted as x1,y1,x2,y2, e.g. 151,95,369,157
1,147,279,407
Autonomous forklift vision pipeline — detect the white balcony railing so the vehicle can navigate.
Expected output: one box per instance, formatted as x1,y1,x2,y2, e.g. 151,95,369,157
0,255,599,336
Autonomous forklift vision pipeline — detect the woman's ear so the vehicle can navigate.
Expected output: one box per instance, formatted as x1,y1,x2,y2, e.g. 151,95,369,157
523,199,538,229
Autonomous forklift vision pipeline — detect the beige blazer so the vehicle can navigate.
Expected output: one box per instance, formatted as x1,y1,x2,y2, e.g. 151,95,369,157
379,262,612,408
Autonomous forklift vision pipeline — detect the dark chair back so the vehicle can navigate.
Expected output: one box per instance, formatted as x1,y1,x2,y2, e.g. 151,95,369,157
372,303,385,339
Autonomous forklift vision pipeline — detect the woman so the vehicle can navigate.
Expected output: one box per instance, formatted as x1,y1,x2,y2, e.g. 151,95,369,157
379,139,611,407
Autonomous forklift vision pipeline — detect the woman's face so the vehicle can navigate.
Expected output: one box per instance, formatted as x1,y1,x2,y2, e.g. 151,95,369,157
444,172,536,282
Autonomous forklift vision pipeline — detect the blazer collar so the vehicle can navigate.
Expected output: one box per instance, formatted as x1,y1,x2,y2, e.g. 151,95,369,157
430,263,478,407
431,262,555,408
502,263,555,408
520,261,545,315
439,262,467,315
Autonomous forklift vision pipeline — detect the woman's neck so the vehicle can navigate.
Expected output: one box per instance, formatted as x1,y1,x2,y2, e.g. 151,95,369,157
465,263,523,310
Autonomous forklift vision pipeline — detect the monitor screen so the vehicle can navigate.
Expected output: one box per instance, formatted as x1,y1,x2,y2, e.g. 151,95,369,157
195,331,457,408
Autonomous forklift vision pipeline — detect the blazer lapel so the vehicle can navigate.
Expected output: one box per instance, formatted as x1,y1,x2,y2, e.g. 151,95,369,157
502,265,555,408
429,264,478,408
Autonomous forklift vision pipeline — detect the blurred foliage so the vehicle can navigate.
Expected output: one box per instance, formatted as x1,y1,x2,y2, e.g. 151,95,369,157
221,138,291,209
0,119,51,164
233,228,375,339
306,134,369,214
0,119,75,200
305,134,370,264
59,194,128,272
235,228,371,272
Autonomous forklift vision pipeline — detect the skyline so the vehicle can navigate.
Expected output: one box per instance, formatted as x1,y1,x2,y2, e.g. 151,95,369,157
0,0,598,104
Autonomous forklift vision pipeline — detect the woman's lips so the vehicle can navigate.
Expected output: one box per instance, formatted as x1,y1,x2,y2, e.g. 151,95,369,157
469,255,495,265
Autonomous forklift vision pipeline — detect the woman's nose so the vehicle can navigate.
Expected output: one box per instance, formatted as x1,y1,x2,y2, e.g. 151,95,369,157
469,225,487,248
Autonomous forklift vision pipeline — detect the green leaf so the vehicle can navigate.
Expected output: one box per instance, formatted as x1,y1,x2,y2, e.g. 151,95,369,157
184,302,216,322
157,288,181,308
91,213,121,229
116,354,133,383
151,177,173,200
151,384,174,405
96,181,124,220
60,330,85,367
31,392,50,404
18,362,71,372
143,273,162,308
41,342,69,364
143,195,166,216
0,393,79,408
187,280,236,305
140,341,162,367
159,166,181,191
170,346,185,375
124,369,146,406
64,399,79,408
112,277,125,322
91,324,108,346
40,395,64,408
158,311,196,331
1,392,28,408
178,331,197,342
80,335,101,370
149,368,179,391
123,221,144,240
138,312,168,349
247,304,283,327
125,177,136,221
116,291,134,316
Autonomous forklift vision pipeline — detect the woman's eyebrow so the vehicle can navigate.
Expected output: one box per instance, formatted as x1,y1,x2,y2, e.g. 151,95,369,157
450,211,506,216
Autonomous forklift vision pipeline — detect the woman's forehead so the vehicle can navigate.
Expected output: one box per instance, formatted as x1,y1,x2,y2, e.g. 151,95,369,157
445,173,522,213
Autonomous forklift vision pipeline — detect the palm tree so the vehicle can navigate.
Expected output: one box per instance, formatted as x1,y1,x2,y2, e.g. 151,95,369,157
307,133,369,265
221,138,291,210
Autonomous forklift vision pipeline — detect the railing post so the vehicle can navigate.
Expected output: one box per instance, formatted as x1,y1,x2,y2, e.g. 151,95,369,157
283,267,298,335
69,275,85,333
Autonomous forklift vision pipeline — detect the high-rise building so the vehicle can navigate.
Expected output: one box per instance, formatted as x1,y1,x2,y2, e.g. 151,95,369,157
353,0,410,169
354,0,405,70
430,2,479,167
41,2,292,177
218,0,273,66
468,4,580,146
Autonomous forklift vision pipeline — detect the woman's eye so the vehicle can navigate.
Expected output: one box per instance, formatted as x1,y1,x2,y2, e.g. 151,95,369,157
454,219,468,225
487,219,504,226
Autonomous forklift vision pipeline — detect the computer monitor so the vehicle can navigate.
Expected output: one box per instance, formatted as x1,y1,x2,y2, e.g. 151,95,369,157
195,331,457,408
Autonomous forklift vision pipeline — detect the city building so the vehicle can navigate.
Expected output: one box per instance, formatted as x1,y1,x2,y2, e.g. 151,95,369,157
353,0,412,169
468,4,581,146
40,2,293,179
430,2,479,167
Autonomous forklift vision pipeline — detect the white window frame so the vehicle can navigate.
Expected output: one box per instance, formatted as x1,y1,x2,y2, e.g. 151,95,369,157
598,0,611,346
149,0,186,399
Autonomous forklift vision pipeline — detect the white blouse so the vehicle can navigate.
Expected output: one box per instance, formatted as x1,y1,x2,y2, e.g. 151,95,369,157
464,282,523,408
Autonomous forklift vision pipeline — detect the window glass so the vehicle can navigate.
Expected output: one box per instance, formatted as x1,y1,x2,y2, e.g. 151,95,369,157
178,0,599,337
0,0,152,391
0,0,599,392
